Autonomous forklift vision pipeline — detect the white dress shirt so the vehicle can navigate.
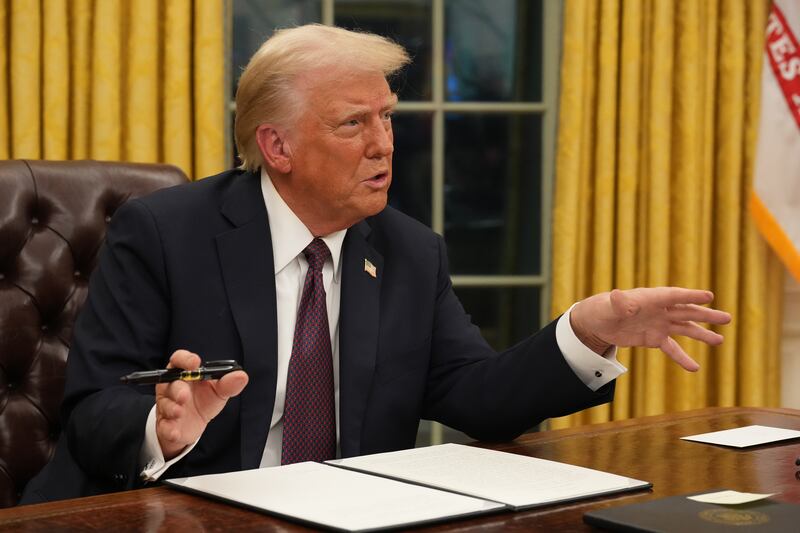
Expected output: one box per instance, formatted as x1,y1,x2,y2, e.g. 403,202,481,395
139,170,626,480
257,172,347,467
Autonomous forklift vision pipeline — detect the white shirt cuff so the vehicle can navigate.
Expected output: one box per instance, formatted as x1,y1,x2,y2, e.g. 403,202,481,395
139,405,199,481
556,303,627,391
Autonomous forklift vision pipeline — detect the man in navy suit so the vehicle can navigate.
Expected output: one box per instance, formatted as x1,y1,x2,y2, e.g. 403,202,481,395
22,24,730,503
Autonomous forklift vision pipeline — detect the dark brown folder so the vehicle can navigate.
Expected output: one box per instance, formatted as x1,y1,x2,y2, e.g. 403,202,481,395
584,491,800,532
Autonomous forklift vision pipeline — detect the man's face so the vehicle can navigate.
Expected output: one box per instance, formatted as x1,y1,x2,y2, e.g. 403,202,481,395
280,69,397,233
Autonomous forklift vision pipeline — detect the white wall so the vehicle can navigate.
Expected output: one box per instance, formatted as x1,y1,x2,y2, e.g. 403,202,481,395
781,273,800,408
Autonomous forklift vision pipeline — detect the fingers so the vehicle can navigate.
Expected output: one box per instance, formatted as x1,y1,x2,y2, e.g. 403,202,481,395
157,350,198,400
156,380,192,437
157,417,183,447
212,370,249,400
167,349,201,371
656,287,714,307
157,397,183,421
596,287,727,374
155,349,245,459
670,321,724,346
667,303,732,325
157,380,189,414
156,413,190,457
155,380,194,454
612,287,720,317
660,336,700,372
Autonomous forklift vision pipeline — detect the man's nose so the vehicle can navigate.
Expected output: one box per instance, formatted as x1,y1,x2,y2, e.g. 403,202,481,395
366,122,393,159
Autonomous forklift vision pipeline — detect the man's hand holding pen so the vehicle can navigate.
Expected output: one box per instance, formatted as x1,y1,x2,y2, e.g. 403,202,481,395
154,350,249,460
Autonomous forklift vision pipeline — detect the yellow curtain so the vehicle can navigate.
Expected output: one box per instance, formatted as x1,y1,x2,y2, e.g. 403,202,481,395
551,0,784,429
0,0,227,179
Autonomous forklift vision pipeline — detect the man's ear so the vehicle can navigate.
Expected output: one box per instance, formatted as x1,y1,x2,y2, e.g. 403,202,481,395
256,125,292,174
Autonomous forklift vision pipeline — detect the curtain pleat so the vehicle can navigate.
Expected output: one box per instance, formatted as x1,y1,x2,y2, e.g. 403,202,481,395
714,0,747,407
670,0,703,412
125,0,160,162
0,1,8,159
551,0,781,429
766,256,784,406
164,0,193,176
611,0,642,421
553,2,586,314
193,0,226,178
43,0,69,160
738,0,774,407
632,1,653,418
1,0,226,179
586,0,619,424
69,0,92,159
697,0,718,405
91,0,122,160
643,0,673,417
10,0,41,158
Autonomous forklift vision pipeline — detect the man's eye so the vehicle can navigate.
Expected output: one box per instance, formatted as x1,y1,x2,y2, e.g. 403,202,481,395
382,111,394,120
344,119,359,127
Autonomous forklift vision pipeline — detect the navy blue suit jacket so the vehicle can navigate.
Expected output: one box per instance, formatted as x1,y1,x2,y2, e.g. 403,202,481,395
22,169,613,503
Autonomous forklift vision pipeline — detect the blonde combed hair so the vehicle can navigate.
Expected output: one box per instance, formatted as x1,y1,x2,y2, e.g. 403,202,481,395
234,24,410,172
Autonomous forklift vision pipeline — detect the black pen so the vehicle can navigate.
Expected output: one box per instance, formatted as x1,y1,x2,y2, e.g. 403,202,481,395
120,360,243,385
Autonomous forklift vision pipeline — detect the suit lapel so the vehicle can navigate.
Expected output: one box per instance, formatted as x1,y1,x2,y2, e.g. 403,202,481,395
339,220,382,457
216,172,278,469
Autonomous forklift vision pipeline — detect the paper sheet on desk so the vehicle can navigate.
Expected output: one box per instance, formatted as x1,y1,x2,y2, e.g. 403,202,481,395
328,443,651,510
166,462,503,532
680,425,800,448
688,490,776,505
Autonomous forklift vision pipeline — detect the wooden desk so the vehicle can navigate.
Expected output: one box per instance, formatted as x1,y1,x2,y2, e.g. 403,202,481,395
2,407,799,531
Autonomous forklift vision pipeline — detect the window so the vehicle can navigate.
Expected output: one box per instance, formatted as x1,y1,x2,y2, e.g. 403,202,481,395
229,0,561,445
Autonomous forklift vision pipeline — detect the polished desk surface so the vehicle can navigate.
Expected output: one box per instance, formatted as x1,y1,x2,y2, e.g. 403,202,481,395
2,407,799,531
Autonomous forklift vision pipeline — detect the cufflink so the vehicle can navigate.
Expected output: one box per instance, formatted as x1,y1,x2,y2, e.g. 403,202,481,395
595,370,603,378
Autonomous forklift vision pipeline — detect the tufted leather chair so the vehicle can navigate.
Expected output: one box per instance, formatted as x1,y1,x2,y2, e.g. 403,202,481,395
0,160,188,507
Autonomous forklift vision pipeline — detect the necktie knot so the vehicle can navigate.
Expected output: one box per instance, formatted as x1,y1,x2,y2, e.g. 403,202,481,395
304,238,330,272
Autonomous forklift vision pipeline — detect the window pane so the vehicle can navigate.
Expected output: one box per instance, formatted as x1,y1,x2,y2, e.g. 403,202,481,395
454,286,541,350
444,113,541,275
335,0,433,100
445,0,542,102
388,113,432,227
232,0,321,95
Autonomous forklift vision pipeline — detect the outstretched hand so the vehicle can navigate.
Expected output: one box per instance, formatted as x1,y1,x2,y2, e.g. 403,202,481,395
569,287,732,371
155,350,249,460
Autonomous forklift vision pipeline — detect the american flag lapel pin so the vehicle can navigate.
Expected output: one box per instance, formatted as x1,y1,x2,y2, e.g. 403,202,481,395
364,258,377,278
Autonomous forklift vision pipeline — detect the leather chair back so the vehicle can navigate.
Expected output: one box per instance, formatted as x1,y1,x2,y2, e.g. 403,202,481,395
0,160,188,507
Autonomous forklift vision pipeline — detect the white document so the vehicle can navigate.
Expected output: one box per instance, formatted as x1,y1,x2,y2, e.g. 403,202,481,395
681,424,800,448
688,490,776,505
328,443,651,510
165,462,503,532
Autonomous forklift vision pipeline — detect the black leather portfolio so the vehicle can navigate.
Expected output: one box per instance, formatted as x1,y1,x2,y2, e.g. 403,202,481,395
583,492,800,532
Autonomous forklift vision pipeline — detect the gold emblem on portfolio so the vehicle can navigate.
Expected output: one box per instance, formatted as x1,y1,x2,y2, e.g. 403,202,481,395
699,508,770,526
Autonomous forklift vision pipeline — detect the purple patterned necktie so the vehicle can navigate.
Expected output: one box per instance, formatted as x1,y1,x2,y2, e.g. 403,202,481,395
281,238,336,464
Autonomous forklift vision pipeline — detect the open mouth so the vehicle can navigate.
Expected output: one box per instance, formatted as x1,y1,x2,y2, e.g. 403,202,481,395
365,172,389,187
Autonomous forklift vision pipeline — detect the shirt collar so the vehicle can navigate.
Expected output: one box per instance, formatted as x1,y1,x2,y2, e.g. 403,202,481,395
260,168,346,282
